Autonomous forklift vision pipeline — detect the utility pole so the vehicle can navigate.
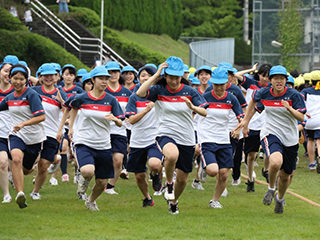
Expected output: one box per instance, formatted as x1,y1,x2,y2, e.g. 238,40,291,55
243,0,249,44
100,0,104,63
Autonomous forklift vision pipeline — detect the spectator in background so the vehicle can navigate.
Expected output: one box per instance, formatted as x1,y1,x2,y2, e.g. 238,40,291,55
57,0,69,14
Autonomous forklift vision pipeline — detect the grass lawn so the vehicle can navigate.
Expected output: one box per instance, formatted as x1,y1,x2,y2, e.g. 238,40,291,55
1,146,319,240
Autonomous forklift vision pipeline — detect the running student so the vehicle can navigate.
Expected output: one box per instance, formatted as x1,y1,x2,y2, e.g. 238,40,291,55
68,66,124,211
234,65,306,214
136,56,208,214
0,64,46,208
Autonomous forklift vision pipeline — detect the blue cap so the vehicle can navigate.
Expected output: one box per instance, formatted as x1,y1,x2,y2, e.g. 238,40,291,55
269,65,288,79
183,64,190,73
165,56,184,77
194,65,212,76
218,62,233,68
62,64,77,73
189,73,201,85
287,75,295,85
77,68,88,77
3,55,19,65
52,63,61,72
40,63,57,75
81,72,92,83
138,63,157,77
210,67,229,84
10,66,27,75
121,66,135,74
105,61,121,71
91,66,111,78
18,61,28,67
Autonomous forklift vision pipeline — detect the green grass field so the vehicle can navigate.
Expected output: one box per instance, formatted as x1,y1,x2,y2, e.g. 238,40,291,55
1,146,320,240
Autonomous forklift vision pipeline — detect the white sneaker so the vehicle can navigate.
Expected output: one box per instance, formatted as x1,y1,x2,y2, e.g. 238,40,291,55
85,200,99,211
254,161,259,167
49,177,58,185
259,152,264,159
77,175,92,194
61,174,69,182
198,167,207,183
191,179,205,190
104,188,118,195
209,200,223,208
47,161,60,174
162,168,166,178
2,194,12,203
77,192,88,201
120,169,129,179
164,183,175,201
15,191,27,209
153,186,165,196
231,178,241,186
8,171,15,189
30,192,41,200
221,188,229,197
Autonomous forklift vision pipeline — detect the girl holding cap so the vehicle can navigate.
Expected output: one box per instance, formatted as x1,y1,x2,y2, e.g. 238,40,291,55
0,64,46,209
234,65,306,214
68,66,124,210
136,56,208,214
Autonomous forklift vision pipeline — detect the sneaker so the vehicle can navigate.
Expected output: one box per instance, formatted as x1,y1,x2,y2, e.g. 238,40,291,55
120,169,129,179
30,192,41,200
49,177,58,185
8,171,15,189
263,189,275,205
61,174,69,182
198,167,207,183
274,194,284,214
246,180,255,192
15,191,27,209
85,200,99,211
104,188,118,195
77,175,92,194
153,186,165,196
77,192,88,201
164,182,174,201
209,200,223,208
2,194,12,203
73,171,80,184
296,156,299,165
142,197,154,207
191,179,205,190
231,178,241,186
168,201,179,214
316,156,320,174
47,161,60,174
221,188,229,197
308,163,316,170
254,161,259,167
259,152,264,159
150,173,162,191
245,165,256,180
262,168,269,183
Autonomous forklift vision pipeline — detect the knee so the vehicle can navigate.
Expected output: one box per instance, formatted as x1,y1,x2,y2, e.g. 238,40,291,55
38,160,50,173
205,167,218,177
164,153,178,164
175,175,187,185
148,159,162,172
219,172,228,182
80,167,94,178
135,173,146,182
0,159,8,171
95,179,107,188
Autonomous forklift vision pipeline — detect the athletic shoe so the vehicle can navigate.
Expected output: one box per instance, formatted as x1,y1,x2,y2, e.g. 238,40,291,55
221,188,229,197
61,174,69,182
296,156,299,165
274,194,284,214
104,188,118,195
77,192,88,201
15,191,27,209
246,180,255,192
73,171,80,184
245,165,256,180
30,192,41,200
2,194,12,203
153,186,165,196
209,200,223,208
198,167,207,183
47,161,60,174
150,173,162,191
8,171,15,189
164,182,174,201
231,178,241,186
263,189,275,205
120,169,129,179
49,177,58,185
316,156,320,173
77,175,92,194
259,152,264,159
85,200,99,211
142,197,154,207
254,161,259,167
168,201,179,214
191,179,205,190
262,168,269,183
308,163,316,170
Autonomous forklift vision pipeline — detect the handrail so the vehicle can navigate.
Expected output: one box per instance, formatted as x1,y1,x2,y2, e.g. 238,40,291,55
189,42,217,66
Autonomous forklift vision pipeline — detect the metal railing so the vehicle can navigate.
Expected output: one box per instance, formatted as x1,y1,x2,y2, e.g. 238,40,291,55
30,0,134,69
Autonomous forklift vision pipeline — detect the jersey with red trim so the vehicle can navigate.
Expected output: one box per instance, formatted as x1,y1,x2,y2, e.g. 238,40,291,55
127,84,136,92
300,87,320,130
193,87,207,132
63,95,82,142
32,86,68,139
198,90,244,144
0,86,15,138
0,87,46,144
71,91,124,150
145,83,208,146
125,93,157,148
240,76,269,130
105,85,132,136
253,86,306,146
62,85,84,98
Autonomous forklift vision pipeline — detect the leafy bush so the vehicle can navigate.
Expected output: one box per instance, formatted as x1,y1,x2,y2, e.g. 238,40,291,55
0,7,28,32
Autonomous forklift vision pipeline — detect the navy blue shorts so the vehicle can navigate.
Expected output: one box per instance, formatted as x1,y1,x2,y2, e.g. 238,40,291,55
40,137,59,162
306,129,320,140
127,143,163,173
261,134,298,175
0,137,9,153
74,144,114,179
200,142,233,169
111,134,127,155
9,135,42,170
244,130,261,154
230,133,239,154
59,128,70,152
195,131,198,144
126,129,131,144
156,136,195,173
